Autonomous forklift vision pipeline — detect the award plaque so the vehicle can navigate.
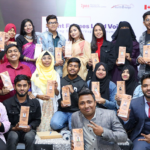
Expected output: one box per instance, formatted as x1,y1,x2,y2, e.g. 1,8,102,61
19,106,30,128
91,53,99,71
92,82,101,101
46,80,55,98
65,41,72,57
143,45,150,62
117,81,125,97
0,71,14,91
118,46,126,64
73,129,84,150
55,47,62,63
62,86,71,106
34,44,42,59
118,94,132,118
0,32,5,51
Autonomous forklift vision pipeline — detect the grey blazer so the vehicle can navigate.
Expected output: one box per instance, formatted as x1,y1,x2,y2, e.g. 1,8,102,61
72,108,127,150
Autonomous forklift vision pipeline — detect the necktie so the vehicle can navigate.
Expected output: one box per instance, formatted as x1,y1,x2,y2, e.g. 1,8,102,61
147,102,150,118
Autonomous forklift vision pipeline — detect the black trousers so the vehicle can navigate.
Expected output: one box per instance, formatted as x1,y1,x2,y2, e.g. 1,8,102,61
0,138,6,150
6,130,36,150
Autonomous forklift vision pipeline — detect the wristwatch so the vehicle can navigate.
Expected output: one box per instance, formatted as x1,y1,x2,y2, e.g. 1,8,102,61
101,133,104,137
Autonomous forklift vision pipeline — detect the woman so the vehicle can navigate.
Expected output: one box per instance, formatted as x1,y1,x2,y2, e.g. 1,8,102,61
0,102,10,150
115,65,139,105
0,23,17,64
111,21,140,84
31,51,60,131
16,19,37,74
88,62,117,111
63,24,91,80
86,23,115,81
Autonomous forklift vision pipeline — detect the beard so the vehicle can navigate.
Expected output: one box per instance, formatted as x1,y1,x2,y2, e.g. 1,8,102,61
143,92,150,99
16,90,28,97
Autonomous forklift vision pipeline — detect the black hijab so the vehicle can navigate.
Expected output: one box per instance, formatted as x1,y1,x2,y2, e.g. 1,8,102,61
112,21,136,70
89,62,110,108
121,65,138,96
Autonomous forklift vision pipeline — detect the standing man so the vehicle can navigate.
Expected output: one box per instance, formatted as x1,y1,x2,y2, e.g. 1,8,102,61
38,15,66,77
72,88,127,150
3,75,41,150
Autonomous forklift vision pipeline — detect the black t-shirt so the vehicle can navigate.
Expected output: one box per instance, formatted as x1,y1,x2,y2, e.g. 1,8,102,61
145,32,150,71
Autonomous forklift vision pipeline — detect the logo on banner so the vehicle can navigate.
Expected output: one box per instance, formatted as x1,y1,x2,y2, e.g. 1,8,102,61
81,4,106,9
144,5,150,10
111,4,134,9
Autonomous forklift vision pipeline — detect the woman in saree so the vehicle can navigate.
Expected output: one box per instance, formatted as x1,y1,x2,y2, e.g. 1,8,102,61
62,24,91,80
31,51,60,131
16,19,37,73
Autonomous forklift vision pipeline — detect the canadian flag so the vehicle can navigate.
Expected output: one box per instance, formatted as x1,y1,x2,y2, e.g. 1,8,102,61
144,5,150,10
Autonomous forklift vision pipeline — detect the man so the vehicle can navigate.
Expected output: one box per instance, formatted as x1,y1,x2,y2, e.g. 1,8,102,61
50,58,88,130
3,75,41,150
119,74,150,150
0,44,32,102
137,11,150,79
37,15,66,77
72,88,127,150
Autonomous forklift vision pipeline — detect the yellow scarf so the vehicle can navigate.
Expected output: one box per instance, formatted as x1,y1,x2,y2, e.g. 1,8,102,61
31,51,57,94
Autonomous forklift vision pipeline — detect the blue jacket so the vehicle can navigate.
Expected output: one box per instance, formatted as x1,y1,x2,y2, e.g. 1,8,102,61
37,31,66,77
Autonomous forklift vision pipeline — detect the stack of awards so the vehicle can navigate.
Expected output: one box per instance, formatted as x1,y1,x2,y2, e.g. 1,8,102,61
55,47,62,63
92,82,101,101
62,86,71,106
73,129,84,150
34,44,42,59
91,53,99,71
65,41,72,57
46,80,55,98
118,46,126,64
143,45,150,62
0,32,5,51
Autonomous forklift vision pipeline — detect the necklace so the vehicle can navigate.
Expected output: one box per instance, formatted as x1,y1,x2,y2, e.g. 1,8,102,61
74,38,81,43
24,35,33,40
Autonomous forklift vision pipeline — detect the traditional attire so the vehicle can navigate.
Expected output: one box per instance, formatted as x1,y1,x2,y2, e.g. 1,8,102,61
111,21,140,84
63,40,91,80
31,51,60,132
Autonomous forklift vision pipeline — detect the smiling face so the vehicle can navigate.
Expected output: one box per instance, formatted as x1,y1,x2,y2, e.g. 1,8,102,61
41,55,52,67
142,78,150,99
122,69,130,81
7,28,16,38
70,26,80,40
46,19,58,32
94,25,103,39
96,65,106,79
24,21,33,34
144,15,150,30
67,62,80,76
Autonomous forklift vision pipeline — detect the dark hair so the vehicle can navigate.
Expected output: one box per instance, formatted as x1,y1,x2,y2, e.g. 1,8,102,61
14,75,31,85
141,74,150,85
5,44,19,54
20,19,36,43
143,11,150,20
67,57,81,68
68,24,85,42
78,87,95,101
46,15,58,23
91,23,106,52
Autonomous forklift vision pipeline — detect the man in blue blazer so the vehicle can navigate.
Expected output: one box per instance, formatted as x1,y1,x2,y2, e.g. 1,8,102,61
119,74,150,150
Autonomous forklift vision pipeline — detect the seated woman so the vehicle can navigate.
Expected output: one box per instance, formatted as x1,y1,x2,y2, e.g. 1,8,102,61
16,19,37,74
63,24,91,80
0,102,10,150
87,62,117,111
86,23,115,81
0,23,17,64
111,21,140,84
115,65,139,105
31,51,60,131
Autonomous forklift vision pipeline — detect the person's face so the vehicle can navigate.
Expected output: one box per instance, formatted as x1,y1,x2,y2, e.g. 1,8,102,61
120,26,129,29
144,15,150,30
7,28,16,38
70,26,80,39
96,65,106,79
122,69,130,81
15,80,30,97
94,25,103,39
79,94,96,117
6,46,20,62
46,19,58,32
24,21,33,34
142,78,150,98
41,55,52,67
67,62,80,76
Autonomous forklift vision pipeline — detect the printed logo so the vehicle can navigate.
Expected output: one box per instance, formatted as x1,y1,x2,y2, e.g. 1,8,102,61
74,87,77,92
144,5,150,10
81,4,106,9
111,4,134,9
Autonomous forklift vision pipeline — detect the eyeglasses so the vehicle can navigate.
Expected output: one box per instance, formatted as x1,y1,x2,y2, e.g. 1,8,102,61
145,19,150,23
48,22,58,25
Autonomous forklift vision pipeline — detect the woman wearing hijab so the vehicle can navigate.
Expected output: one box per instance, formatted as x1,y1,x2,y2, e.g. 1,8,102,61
115,65,138,105
31,51,60,131
0,23,17,64
111,21,140,84
88,62,117,111
86,23,115,81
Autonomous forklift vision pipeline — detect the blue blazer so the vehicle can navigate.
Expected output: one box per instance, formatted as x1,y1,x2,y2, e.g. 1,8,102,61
124,96,147,141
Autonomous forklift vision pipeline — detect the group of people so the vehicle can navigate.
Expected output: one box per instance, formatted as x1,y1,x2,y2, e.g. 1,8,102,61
0,10,150,150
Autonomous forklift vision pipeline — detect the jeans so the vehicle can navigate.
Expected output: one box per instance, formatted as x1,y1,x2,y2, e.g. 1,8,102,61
50,111,73,131
6,130,36,150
